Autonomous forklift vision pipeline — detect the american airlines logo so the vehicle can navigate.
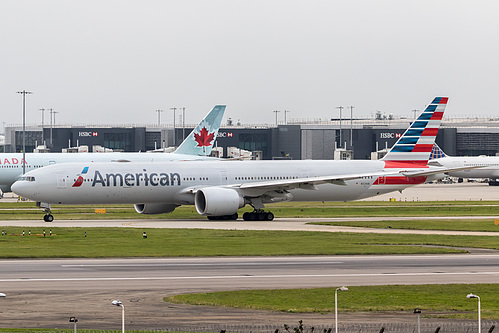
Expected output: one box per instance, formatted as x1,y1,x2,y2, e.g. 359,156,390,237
73,167,181,187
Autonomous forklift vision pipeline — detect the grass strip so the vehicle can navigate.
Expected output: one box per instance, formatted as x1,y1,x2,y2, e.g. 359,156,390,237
1,227,498,258
165,284,497,319
3,201,499,220
311,219,499,232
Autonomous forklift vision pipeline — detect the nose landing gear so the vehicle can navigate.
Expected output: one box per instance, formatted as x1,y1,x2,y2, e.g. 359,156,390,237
37,202,54,222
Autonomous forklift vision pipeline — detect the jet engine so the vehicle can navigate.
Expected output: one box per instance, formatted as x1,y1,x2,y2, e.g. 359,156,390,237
194,187,245,216
134,203,178,214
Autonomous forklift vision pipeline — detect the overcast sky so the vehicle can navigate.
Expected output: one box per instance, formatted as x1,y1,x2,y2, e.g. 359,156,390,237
1,0,499,127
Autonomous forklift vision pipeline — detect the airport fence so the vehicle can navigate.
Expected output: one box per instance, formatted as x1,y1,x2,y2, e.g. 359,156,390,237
132,321,498,333
5,322,498,332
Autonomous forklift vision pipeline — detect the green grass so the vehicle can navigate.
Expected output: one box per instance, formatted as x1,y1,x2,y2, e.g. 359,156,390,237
165,284,497,319
312,219,499,231
3,227,499,258
3,200,499,220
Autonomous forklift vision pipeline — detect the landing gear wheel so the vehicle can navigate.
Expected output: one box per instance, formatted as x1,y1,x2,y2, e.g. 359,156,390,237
230,213,238,220
243,211,274,221
43,214,54,222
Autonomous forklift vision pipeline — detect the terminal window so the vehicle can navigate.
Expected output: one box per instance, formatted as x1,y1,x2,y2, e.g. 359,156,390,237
238,133,268,152
104,133,132,151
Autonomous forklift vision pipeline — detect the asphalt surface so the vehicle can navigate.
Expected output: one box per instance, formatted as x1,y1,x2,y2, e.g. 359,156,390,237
1,255,498,329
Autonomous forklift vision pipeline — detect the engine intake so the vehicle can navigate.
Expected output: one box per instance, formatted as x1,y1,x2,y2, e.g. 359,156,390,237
195,187,244,216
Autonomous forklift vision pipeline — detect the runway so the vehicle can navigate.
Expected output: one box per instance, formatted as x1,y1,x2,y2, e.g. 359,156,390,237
1,255,498,329
2,255,499,292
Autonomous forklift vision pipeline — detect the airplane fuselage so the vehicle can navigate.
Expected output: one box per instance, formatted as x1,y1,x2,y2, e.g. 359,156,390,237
12,159,433,205
430,156,499,179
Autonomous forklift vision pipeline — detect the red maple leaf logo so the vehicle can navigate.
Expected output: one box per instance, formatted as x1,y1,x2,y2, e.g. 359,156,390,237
194,127,215,147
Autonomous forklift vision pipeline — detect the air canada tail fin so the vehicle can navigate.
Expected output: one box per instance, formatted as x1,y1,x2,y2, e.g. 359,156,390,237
173,105,226,156
429,144,448,160
382,97,448,166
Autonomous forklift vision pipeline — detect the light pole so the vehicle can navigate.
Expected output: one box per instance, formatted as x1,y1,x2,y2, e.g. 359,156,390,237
112,300,125,333
284,110,290,125
334,286,348,333
17,90,32,175
170,107,177,146
39,108,45,145
467,293,481,333
414,308,421,333
48,108,55,147
273,110,280,126
69,316,78,333
181,107,186,141
336,106,344,148
155,109,163,127
349,106,354,148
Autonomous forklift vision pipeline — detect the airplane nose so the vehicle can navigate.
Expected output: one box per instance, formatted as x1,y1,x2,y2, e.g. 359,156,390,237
11,181,23,196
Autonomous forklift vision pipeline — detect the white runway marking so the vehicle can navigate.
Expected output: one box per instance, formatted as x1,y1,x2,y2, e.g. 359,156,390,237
2,271,499,283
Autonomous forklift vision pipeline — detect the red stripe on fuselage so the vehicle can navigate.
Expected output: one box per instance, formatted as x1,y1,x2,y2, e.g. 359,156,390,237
383,161,429,168
372,176,427,185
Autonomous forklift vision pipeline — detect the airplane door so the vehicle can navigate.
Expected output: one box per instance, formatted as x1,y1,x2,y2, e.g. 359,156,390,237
377,176,386,185
57,174,67,189
220,171,229,185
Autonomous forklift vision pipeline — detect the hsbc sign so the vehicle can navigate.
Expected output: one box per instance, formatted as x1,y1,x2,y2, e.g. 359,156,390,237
217,132,233,138
79,132,98,137
380,132,401,139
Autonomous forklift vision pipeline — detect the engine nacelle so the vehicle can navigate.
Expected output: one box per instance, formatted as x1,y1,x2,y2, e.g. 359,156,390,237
195,187,245,216
134,203,178,215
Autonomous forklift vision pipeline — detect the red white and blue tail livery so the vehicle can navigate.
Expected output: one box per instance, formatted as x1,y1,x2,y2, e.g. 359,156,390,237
383,97,447,166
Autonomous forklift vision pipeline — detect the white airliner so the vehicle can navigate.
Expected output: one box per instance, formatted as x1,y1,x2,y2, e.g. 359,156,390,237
14,97,473,222
0,105,225,195
428,144,499,184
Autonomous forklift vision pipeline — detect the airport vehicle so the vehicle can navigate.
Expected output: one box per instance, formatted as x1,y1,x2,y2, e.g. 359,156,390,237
429,144,499,185
0,105,225,194
13,97,468,222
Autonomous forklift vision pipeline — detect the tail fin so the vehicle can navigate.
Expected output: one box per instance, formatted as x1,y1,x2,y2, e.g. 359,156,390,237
382,97,448,165
429,144,447,160
173,105,226,156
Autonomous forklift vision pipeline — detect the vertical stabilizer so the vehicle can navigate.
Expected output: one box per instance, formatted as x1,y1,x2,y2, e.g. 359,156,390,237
382,97,448,165
429,144,448,160
173,105,226,156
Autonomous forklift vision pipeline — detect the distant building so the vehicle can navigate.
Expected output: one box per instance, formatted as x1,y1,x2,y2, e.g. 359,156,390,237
4,117,499,159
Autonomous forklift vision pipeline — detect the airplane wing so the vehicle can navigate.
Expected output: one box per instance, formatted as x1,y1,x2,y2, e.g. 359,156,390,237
182,165,484,198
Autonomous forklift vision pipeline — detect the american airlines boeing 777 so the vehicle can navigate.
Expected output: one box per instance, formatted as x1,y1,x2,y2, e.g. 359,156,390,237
0,105,225,195
13,97,466,222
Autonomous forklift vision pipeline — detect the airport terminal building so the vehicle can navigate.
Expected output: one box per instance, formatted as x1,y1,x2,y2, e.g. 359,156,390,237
3,117,499,159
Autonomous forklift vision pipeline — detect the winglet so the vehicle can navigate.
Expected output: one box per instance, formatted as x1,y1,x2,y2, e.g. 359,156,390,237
173,105,226,156
382,97,448,165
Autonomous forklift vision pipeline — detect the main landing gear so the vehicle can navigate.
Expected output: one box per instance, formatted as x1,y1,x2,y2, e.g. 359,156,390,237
37,202,54,222
242,210,274,221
